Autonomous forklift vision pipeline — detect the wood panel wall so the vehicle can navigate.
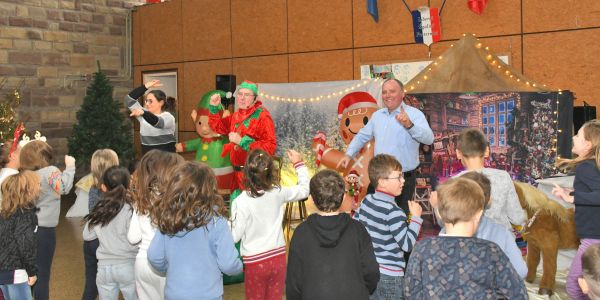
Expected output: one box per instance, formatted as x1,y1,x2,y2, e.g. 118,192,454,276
132,0,600,136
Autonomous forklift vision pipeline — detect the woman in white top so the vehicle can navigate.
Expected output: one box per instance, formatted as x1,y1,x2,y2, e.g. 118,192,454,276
127,150,184,300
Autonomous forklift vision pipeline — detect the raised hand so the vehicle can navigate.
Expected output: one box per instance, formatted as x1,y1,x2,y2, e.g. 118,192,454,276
210,93,222,106
144,79,163,89
408,200,423,217
65,155,76,167
395,105,413,128
287,149,302,164
130,108,144,117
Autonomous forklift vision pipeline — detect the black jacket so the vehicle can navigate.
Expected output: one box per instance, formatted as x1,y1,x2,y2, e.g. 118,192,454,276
0,208,38,284
573,159,600,239
286,213,380,300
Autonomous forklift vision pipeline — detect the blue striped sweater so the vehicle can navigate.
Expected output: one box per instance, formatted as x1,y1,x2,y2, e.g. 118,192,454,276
353,191,422,276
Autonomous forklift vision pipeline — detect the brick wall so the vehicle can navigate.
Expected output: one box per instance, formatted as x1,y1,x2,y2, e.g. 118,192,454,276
0,0,145,165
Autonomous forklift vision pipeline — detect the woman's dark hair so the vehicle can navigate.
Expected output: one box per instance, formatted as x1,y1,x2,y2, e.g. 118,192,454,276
243,149,279,198
84,166,131,227
153,161,226,235
148,90,176,113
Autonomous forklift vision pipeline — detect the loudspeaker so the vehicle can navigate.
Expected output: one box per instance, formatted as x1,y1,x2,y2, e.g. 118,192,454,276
573,105,596,133
216,75,236,108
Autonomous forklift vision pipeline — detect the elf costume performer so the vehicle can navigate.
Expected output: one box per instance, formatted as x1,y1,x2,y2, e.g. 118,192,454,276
208,80,276,285
175,90,234,191
208,80,277,198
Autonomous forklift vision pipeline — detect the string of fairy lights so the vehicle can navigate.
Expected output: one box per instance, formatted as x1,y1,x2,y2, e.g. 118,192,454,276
257,78,383,103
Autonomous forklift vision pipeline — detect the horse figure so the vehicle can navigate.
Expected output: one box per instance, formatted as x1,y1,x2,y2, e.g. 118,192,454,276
514,181,579,296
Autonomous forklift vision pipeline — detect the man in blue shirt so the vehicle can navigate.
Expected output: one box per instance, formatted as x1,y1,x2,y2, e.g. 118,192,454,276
338,78,434,212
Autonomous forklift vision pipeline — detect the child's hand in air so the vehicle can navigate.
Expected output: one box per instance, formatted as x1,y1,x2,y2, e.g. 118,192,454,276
287,150,302,164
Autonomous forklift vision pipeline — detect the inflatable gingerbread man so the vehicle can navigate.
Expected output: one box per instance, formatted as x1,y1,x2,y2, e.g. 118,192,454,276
176,90,234,191
312,91,379,212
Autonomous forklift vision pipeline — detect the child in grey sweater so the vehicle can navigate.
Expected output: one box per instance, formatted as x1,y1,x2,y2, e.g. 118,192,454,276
20,140,75,300
83,166,138,300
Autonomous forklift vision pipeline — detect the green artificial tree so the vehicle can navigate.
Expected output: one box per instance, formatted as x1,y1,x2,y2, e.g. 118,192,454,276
68,63,134,170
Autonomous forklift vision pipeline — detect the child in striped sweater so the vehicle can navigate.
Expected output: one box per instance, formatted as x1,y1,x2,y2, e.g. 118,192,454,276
353,154,422,300
229,149,309,300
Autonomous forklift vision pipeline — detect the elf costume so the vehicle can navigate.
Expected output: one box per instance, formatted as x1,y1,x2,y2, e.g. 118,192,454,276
177,90,234,191
208,80,277,194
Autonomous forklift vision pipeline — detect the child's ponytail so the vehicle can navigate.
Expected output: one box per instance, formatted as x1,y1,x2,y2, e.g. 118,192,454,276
84,166,131,227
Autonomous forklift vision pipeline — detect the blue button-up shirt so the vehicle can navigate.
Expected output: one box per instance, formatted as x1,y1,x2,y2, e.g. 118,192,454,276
345,102,434,172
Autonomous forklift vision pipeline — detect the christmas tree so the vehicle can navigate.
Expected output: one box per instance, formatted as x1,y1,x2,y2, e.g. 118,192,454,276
0,78,23,141
68,64,134,170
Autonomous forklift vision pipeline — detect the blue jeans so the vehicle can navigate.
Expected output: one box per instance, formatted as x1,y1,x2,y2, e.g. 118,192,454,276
96,262,137,300
82,239,100,300
371,274,404,300
0,282,33,300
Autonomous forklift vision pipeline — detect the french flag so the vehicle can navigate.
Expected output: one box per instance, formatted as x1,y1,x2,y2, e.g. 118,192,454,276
412,7,441,46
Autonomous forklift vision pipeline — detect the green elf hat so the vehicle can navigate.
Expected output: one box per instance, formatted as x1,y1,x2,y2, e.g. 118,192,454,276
238,80,258,96
197,90,227,115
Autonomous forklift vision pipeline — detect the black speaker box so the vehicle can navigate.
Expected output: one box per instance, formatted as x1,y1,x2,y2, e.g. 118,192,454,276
216,75,236,108
573,105,596,133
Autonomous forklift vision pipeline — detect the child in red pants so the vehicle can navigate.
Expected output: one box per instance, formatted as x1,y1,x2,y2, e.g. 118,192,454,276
229,149,309,300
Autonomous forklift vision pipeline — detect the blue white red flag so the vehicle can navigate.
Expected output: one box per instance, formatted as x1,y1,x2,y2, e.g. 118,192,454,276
411,6,441,46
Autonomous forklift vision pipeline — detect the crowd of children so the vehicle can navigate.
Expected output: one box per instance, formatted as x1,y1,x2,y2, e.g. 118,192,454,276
1,120,600,299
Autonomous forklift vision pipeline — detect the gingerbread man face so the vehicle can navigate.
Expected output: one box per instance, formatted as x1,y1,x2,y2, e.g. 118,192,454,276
338,92,379,145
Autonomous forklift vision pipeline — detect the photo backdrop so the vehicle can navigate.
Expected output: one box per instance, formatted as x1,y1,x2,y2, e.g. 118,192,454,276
258,81,573,187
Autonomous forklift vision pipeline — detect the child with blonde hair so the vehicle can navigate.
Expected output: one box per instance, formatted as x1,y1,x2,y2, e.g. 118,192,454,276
552,120,600,299
20,140,75,300
83,166,138,300
230,149,309,299
82,149,119,300
148,161,242,299
127,150,184,300
0,171,40,300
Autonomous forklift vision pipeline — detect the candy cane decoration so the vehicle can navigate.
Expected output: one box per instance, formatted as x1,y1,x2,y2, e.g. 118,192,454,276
312,131,327,167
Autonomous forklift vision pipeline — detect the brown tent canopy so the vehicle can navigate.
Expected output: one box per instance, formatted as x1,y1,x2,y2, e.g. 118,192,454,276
405,35,550,93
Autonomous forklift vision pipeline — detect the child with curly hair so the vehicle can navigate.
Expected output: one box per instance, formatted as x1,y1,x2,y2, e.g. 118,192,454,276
148,161,242,299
